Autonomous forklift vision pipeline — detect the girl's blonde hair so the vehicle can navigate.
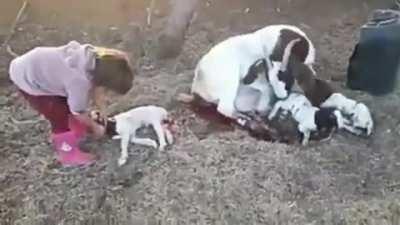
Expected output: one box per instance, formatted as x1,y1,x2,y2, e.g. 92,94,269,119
92,48,134,95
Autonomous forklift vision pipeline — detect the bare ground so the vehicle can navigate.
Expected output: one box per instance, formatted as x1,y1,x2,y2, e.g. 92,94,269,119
2,0,400,224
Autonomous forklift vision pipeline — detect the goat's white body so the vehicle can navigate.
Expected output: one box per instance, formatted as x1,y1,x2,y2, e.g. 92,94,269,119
321,93,373,136
321,93,357,113
268,93,318,145
112,105,173,166
192,24,315,120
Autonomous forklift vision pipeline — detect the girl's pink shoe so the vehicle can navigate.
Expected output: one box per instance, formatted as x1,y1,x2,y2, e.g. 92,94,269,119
51,131,96,167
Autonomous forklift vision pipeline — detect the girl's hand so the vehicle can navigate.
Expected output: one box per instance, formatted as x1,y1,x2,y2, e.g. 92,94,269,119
72,113,106,139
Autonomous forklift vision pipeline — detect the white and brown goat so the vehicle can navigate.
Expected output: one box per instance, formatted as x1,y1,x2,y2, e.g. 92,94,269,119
179,24,316,122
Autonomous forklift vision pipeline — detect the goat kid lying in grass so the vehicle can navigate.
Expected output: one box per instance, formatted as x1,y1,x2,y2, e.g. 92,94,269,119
276,53,374,137
320,93,373,136
90,105,177,166
268,92,348,145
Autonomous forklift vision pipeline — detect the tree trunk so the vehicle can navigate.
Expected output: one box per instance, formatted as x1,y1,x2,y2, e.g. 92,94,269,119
157,0,199,59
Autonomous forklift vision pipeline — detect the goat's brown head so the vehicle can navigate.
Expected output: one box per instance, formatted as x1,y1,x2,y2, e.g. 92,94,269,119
267,38,302,99
286,58,335,107
90,110,118,136
90,110,106,125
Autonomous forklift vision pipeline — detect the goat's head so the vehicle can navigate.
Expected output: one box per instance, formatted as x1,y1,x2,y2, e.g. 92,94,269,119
285,55,325,106
349,103,373,136
89,110,118,136
268,38,300,99
314,107,343,133
90,110,105,125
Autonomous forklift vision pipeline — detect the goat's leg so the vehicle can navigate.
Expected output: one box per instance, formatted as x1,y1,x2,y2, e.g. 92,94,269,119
341,123,363,136
235,111,256,127
235,111,265,129
236,117,246,127
279,110,289,120
164,128,174,145
217,76,240,119
118,133,131,166
112,135,121,140
268,101,283,120
298,124,310,146
235,111,258,127
125,126,158,148
217,97,238,119
301,131,310,146
153,122,168,151
130,136,158,148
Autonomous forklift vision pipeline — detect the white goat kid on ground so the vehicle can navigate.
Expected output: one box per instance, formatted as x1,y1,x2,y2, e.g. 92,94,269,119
284,55,374,137
268,92,347,145
321,93,373,136
91,105,176,166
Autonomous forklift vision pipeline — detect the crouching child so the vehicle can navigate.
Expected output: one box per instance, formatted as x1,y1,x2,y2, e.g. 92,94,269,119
9,41,135,167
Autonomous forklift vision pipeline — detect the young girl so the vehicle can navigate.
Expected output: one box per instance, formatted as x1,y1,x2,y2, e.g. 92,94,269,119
9,41,134,167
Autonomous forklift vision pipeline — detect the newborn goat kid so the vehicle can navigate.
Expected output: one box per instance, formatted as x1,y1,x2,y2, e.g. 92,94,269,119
321,93,373,136
91,105,176,166
286,56,374,136
268,92,346,145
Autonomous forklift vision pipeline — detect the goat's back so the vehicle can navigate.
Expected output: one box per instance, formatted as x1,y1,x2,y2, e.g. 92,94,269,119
116,105,168,124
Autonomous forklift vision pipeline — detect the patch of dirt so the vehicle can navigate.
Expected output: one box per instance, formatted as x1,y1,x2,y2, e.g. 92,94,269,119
1,0,400,225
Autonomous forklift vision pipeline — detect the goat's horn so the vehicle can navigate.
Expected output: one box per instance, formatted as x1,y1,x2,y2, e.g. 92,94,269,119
280,38,301,72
